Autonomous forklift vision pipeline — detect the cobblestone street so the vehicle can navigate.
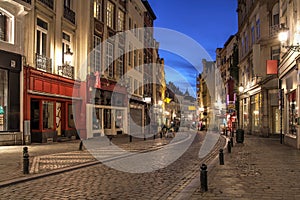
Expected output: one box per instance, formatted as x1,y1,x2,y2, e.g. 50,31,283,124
0,131,225,199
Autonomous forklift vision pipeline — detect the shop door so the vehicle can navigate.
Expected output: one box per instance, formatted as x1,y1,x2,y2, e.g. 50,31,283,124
56,102,62,136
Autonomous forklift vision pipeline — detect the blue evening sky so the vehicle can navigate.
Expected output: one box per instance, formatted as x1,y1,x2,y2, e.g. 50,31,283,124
147,0,238,96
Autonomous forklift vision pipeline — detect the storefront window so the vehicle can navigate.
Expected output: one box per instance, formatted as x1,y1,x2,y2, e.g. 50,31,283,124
104,109,111,129
251,93,261,132
0,69,8,131
116,110,124,129
93,108,102,130
43,101,54,129
288,90,298,135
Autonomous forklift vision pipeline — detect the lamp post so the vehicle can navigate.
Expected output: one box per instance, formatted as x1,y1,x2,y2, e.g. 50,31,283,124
144,96,152,140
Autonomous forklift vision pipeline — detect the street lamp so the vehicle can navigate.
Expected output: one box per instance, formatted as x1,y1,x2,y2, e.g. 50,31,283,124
278,24,300,52
238,84,244,93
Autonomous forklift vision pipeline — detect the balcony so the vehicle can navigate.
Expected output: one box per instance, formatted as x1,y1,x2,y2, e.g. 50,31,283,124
58,64,74,79
35,53,52,73
64,6,76,25
270,24,280,38
38,0,53,9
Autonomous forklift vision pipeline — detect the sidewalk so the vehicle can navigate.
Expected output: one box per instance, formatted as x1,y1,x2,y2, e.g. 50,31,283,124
0,134,171,187
179,134,300,199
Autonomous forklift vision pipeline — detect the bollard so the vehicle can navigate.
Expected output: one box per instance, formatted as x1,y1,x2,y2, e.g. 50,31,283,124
153,133,156,140
230,137,234,147
79,140,83,150
129,135,132,142
160,132,163,139
23,147,29,174
200,164,208,192
219,149,224,165
227,141,232,153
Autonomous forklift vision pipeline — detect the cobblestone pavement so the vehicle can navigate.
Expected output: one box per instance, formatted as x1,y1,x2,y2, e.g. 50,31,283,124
0,131,226,199
187,134,300,200
0,133,172,184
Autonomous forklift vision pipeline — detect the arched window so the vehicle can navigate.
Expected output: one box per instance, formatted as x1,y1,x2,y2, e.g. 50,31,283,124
0,8,14,44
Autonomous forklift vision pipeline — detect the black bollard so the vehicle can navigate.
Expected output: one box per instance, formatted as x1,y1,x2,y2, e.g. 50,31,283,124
79,140,83,150
160,132,163,139
230,137,234,147
153,133,156,140
200,164,208,192
23,147,29,174
129,135,132,142
227,141,232,153
219,149,224,165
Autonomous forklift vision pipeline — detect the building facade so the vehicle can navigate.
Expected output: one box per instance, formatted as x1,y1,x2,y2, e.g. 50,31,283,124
216,35,239,132
237,0,280,137
278,0,300,148
22,0,84,143
0,0,29,145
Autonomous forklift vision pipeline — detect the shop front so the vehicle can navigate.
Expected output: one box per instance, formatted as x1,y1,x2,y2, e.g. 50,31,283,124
85,76,128,138
279,61,299,148
24,66,81,143
0,50,22,145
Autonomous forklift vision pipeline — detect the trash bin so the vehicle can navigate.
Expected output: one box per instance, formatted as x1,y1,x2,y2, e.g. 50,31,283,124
236,129,244,143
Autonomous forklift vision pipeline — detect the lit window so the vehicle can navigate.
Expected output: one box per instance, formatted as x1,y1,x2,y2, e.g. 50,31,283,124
43,101,54,129
117,10,125,31
0,8,14,44
106,1,115,29
94,0,102,21
36,18,48,56
62,32,71,64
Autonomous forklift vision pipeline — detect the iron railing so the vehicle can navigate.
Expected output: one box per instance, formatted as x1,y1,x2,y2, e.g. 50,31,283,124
35,53,52,73
64,6,76,25
58,64,74,79
38,0,53,9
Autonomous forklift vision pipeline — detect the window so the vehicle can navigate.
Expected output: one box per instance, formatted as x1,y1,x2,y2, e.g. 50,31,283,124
271,46,280,61
251,25,255,45
272,3,279,26
128,43,132,67
117,10,125,31
36,18,48,56
94,0,102,21
92,108,102,130
104,109,111,129
134,49,137,69
245,32,249,53
288,90,298,135
0,69,8,131
0,8,14,43
134,79,138,94
256,18,260,39
43,101,54,129
62,32,71,64
117,48,124,79
105,41,114,78
129,17,132,30
64,0,71,8
92,35,101,72
106,1,115,29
